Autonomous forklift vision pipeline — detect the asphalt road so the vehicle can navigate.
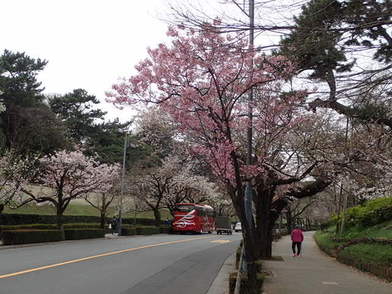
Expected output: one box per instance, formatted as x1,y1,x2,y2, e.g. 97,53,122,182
0,233,241,294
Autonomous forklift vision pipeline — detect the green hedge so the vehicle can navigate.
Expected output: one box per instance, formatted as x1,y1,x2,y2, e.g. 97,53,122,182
122,218,165,226
159,226,171,234
120,225,166,236
2,230,64,245
0,213,165,226
121,227,137,236
0,223,102,231
136,226,161,235
1,228,105,245
0,214,102,225
1,224,57,231
64,229,105,240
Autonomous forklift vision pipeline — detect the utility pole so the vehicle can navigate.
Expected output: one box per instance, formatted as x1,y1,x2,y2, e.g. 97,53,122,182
244,0,255,235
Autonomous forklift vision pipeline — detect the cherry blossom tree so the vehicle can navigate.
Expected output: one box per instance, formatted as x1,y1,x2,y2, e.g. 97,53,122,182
108,24,331,289
0,150,36,214
21,150,120,236
83,179,121,228
128,155,219,226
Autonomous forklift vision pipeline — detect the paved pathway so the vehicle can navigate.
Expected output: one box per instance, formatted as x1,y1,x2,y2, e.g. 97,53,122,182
262,231,392,294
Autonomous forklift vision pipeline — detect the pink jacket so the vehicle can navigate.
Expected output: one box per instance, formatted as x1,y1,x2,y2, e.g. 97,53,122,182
291,229,304,242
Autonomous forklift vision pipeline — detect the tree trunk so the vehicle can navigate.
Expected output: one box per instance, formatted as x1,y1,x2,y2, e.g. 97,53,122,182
153,208,161,227
0,203,4,214
100,211,106,229
56,207,65,241
241,222,262,294
254,185,275,259
286,207,293,234
231,188,261,294
258,224,273,259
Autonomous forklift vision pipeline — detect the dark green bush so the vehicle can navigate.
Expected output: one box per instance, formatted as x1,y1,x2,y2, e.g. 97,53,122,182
135,226,160,235
121,227,137,236
337,197,392,227
0,213,165,226
159,226,171,234
2,229,64,245
122,218,165,226
0,224,56,231
64,229,105,240
63,223,101,229
0,214,103,225
0,223,101,231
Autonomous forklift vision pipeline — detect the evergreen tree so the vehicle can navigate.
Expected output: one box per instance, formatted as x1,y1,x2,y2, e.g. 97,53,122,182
48,88,106,143
280,0,392,126
0,50,48,150
0,50,67,154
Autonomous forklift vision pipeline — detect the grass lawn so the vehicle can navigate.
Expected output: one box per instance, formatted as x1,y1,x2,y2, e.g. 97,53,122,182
315,220,392,281
339,243,392,265
340,220,392,240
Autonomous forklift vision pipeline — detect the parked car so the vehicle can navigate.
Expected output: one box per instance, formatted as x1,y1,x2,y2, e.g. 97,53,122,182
234,222,242,232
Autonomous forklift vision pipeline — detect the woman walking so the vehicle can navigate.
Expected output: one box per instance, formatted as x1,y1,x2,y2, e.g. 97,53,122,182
291,226,304,257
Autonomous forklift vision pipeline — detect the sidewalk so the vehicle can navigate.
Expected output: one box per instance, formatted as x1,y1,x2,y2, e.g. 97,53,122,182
262,231,392,294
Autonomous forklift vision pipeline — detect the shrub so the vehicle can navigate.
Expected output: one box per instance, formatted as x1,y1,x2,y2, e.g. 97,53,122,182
2,229,64,245
63,223,101,229
0,214,103,225
314,231,344,256
159,226,171,234
122,218,165,226
0,224,57,232
135,226,160,235
0,213,166,226
0,223,101,231
64,229,105,240
121,227,137,236
338,197,392,228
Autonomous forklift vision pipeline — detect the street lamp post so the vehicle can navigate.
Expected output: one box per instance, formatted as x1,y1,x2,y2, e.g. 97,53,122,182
117,131,128,236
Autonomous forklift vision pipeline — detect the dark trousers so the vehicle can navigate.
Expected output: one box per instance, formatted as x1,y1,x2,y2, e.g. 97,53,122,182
292,242,302,255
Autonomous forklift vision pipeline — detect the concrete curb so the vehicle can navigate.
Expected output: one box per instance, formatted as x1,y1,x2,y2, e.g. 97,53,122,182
207,252,236,294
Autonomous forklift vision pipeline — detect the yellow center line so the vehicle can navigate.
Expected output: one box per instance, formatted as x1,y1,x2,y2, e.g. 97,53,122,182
0,236,214,279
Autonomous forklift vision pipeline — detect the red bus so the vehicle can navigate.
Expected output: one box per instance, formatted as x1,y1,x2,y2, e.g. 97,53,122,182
172,203,215,233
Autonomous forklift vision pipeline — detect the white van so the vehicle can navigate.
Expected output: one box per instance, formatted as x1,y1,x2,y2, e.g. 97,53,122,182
234,222,242,232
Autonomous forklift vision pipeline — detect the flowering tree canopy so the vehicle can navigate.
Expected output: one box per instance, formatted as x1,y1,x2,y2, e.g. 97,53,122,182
128,155,220,225
0,151,35,213
108,25,304,183
22,150,120,228
108,24,331,261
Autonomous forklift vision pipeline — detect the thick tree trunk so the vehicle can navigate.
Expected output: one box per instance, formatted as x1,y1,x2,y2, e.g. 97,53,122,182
241,222,262,294
231,187,261,294
56,207,65,240
153,208,161,227
258,225,273,259
254,185,275,259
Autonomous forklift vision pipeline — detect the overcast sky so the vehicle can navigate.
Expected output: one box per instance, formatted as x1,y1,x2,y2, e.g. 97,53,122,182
1,0,182,122
1,0,295,122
